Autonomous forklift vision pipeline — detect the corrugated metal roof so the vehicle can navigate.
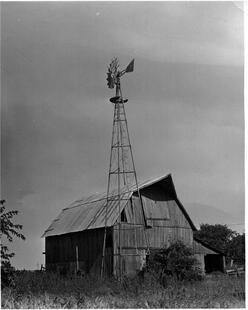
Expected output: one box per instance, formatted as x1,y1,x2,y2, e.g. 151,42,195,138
42,175,171,238
42,190,131,237
42,174,197,237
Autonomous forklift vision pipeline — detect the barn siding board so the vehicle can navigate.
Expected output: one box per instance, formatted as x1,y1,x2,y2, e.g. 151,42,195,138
125,197,144,225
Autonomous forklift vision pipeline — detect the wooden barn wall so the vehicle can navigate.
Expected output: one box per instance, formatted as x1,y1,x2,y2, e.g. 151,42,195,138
113,183,194,275
45,227,112,275
194,253,205,273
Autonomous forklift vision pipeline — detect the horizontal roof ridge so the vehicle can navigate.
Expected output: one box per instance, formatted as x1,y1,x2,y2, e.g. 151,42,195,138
63,187,140,211
63,196,107,211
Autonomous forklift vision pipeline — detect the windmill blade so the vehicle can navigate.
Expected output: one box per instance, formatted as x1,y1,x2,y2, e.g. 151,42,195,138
107,72,115,88
125,59,134,73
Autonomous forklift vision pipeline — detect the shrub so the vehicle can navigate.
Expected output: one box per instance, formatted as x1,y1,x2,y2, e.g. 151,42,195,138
147,241,203,285
1,261,15,288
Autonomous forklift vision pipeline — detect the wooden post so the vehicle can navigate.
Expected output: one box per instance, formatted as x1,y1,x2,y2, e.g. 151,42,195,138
223,255,226,272
76,245,79,273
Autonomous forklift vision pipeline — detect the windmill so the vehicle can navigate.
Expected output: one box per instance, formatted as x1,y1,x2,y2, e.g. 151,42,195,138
101,58,148,278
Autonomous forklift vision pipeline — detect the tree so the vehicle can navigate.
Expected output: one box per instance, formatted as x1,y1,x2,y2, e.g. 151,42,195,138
227,233,245,264
194,224,236,253
0,199,25,266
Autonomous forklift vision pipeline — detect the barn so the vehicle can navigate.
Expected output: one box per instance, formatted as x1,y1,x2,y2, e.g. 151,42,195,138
42,174,225,276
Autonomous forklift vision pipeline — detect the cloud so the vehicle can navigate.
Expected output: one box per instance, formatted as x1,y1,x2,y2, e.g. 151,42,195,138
114,17,243,66
113,2,243,66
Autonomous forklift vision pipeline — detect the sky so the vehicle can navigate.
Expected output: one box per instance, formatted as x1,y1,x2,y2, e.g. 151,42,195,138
1,1,244,270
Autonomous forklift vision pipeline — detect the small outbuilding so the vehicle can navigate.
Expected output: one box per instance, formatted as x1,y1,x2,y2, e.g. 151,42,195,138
42,174,225,276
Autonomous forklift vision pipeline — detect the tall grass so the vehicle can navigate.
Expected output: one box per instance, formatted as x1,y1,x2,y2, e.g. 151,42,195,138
1,271,245,308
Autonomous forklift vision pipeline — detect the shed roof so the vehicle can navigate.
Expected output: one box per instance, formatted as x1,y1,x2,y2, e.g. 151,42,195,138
193,237,225,255
42,174,197,237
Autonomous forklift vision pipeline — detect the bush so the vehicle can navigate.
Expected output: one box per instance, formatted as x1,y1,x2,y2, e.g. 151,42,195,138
147,241,203,285
1,261,15,288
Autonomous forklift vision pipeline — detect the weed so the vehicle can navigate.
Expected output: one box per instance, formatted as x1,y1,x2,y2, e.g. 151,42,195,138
1,270,245,308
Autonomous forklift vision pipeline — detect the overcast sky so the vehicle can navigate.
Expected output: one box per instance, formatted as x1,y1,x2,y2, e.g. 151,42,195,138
1,1,244,270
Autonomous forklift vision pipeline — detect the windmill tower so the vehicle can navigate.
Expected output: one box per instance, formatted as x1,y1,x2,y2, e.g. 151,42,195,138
101,58,148,278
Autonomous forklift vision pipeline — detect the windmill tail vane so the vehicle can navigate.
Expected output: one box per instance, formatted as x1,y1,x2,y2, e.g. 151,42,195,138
125,59,134,73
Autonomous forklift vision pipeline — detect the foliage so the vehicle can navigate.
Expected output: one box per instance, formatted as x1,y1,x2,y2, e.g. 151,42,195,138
1,261,15,288
194,224,236,253
147,241,203,284
1,199,25,287
194,224,245,264
227,233,245,264
1,271,245,308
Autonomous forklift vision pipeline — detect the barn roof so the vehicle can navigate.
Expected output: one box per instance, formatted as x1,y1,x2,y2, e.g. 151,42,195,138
42,174,197,238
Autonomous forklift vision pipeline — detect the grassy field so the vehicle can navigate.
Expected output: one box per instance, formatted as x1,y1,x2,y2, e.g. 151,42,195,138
1,271,245,308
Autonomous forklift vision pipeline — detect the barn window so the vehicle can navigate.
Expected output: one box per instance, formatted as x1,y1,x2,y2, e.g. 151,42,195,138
121,209,127,222
141,195,170,222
